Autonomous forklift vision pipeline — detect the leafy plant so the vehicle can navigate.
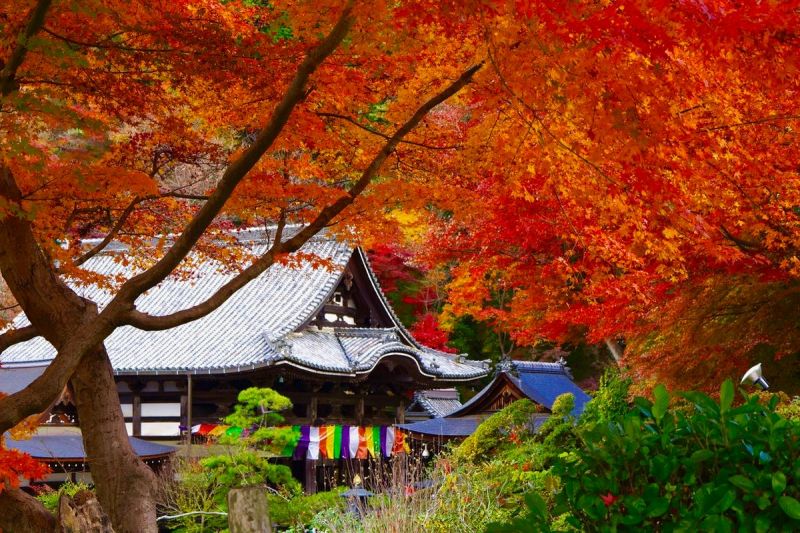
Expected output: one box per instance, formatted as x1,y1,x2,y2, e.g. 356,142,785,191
549,380,800,531
159,388,301,531
35,481,92,514
267,487,346,528
453,399,540,464
580,367,632,425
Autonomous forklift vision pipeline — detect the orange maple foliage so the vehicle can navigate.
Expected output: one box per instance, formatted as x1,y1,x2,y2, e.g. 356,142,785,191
0,393,49,492
398,1,800,391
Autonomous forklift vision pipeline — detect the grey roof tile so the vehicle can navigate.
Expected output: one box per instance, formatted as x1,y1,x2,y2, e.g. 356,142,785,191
1,231,487,381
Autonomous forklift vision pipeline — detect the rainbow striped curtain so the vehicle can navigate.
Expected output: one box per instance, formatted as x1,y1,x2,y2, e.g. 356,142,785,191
192,423,411,459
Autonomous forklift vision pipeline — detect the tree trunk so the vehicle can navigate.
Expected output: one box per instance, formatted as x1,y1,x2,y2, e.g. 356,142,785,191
0,487,57,533
57,490,114,532
70,347,158,533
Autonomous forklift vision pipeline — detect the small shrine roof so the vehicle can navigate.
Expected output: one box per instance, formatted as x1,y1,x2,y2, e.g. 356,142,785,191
5,433,174,463
407,389,463,418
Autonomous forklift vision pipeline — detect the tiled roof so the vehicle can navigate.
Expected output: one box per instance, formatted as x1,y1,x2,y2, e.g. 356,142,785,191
451,360,590,417
397,416,480,437
1,229,487,381
398,413,550,438
409,389,463,417
0,364,46,395
5,433,174,461
511,361,591,415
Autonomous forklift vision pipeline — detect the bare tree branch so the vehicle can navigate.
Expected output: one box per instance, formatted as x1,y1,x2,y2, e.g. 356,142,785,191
0,0,52,99
74,196,151,266
0,324,38,353
316,111,460,150
108,1,356,311
125,63,483,331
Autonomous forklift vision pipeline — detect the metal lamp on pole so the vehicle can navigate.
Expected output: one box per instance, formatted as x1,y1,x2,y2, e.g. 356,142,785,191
740,363,770,390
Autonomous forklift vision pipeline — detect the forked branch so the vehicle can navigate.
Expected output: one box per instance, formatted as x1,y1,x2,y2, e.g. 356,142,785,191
125,63,483,331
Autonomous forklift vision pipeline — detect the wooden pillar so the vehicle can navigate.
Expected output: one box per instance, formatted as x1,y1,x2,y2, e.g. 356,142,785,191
396,399,406,424
355,395,365,425
308,397,318,423
186,373,193,458
305,459,318,494
130,381,143,437
132,392,141,437
179,394,188,438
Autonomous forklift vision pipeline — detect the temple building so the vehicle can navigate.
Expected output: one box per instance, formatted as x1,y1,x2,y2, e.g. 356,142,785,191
1,228,488,489
398,360,591,442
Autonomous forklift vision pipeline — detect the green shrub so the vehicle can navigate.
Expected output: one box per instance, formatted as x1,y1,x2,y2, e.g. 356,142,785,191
580,367,632,425
268,487,346,528
35,481,92,514
200,450,300,504
159,387,300,532
453,399,539,465
550,380,800,531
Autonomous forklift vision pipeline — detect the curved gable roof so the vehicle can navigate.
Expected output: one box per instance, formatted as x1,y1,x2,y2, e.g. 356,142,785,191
1,229,488,381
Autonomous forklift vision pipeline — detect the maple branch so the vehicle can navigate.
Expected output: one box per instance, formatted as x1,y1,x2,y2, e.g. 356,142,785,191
107,2,355,311
74,196,151,266
70,189,210,267
315,112,460,150
165,192,209,201
124,63,483,331
41,27,177,54
0,324,38,353
126,213,287,331
719,225,761,253
701,114,800,132
0,0,52,99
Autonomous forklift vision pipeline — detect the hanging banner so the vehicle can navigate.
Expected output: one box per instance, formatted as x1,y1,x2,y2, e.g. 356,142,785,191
193,423,411,460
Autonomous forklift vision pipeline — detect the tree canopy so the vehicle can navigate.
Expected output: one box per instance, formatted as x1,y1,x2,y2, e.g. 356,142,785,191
1,0,799,529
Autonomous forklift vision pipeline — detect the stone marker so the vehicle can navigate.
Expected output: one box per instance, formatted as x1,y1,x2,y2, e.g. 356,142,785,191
228,486,272,533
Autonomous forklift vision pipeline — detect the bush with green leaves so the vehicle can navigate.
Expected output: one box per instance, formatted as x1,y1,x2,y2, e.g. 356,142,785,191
546,380,800,532
452,399,541,464
35,481,93,514
580,367,632,425
217,387,294,451
160,387,303,531
267,487,346,529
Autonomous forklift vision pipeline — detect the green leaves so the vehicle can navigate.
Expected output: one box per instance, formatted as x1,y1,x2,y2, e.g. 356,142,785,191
773,472,787,495
779,496,800,520
549,381,800,531
728,475,754,492
652,384,670,422
720,379,734,414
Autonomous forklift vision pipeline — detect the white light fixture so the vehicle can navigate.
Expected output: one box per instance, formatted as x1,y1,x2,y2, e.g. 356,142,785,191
741,363,770,390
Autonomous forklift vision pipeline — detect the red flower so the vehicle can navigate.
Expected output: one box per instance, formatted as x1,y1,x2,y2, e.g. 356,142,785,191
600,492,618,507
404,485,416,496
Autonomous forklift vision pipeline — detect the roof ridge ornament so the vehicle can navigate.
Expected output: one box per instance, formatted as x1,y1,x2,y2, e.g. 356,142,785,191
496,356,515,376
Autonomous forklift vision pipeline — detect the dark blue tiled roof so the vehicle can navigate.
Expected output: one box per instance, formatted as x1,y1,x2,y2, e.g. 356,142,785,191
0,364,47,394
512,365,591,416
397,417,480,437
5,434,175,461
